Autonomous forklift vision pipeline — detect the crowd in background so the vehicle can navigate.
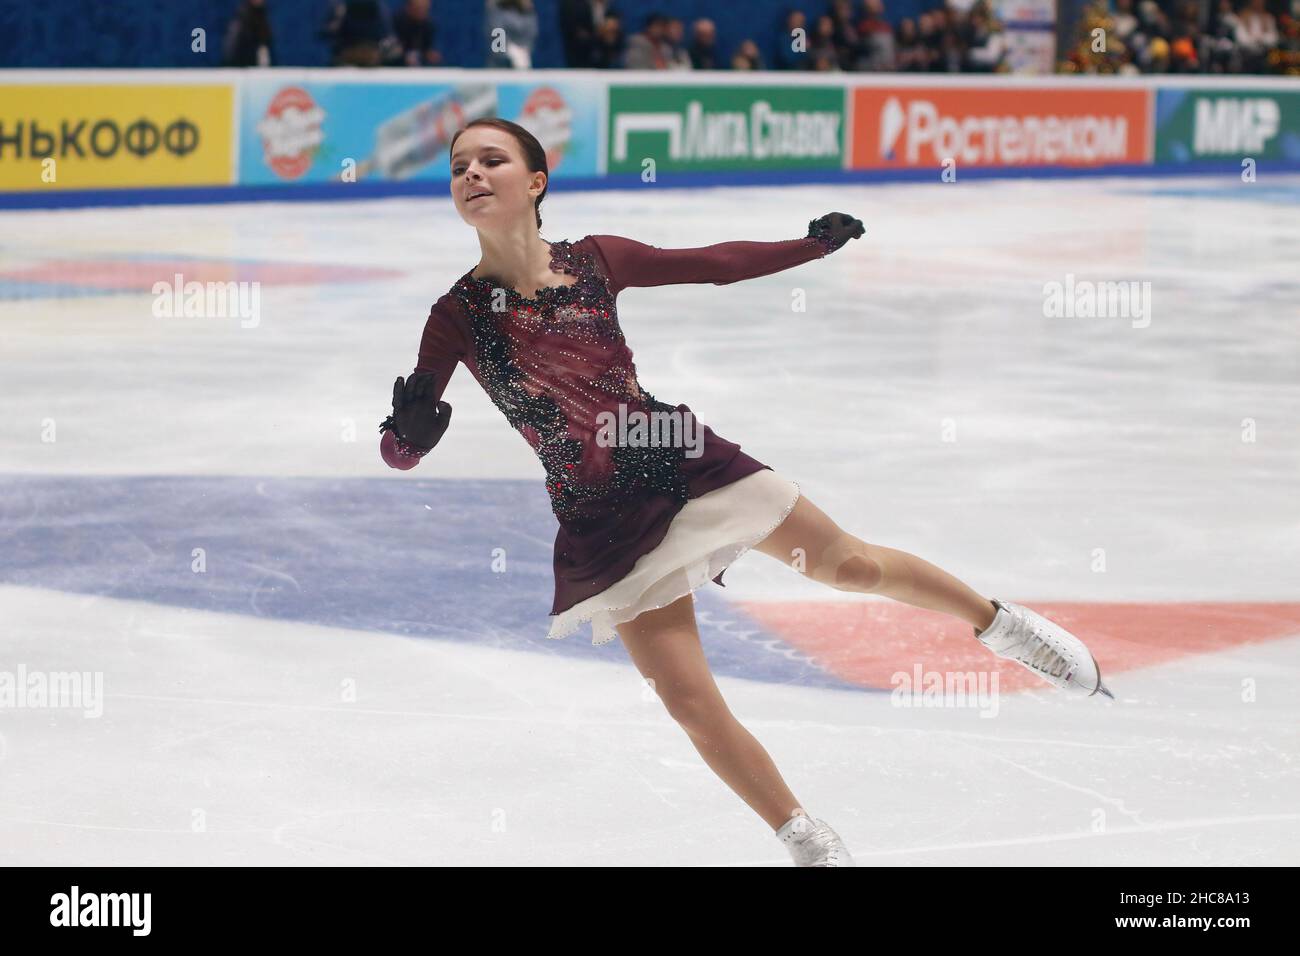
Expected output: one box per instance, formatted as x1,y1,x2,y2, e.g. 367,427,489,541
221,0,1300,74
1063,0,1298,73
561,1,1019,72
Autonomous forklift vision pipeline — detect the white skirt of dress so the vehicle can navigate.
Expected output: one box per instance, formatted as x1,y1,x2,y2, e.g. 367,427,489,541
546,468,802,646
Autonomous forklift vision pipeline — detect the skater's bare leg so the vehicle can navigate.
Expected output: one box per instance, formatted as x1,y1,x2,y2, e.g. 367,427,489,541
615,592,806,832
754,495,998,631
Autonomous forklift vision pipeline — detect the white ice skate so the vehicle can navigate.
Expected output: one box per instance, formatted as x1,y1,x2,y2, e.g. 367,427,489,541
776,813,856,867
975,599,1114,698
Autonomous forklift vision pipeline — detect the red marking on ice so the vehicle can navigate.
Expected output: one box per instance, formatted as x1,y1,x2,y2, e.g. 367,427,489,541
0,258,403,290
735,601,1300,692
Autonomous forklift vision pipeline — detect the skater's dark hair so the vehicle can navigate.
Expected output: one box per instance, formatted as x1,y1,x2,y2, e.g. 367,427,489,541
450,118,548,230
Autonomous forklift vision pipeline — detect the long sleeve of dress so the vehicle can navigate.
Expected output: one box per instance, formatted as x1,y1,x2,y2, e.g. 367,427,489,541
380,294,471,470
586,233,830,296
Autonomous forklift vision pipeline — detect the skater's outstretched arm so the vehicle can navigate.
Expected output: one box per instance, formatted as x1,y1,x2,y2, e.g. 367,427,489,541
587,213,863,295
379,296,470,470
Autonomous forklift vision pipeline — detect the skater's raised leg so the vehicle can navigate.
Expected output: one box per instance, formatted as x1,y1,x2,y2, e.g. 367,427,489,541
753,494,1114,697
753,495,998,630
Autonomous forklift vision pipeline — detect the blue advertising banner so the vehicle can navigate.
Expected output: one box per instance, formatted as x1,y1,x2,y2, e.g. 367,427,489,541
238,79,601,186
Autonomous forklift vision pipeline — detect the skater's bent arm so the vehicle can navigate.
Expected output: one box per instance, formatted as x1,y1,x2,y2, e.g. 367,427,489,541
587,233,828,294
380,297,469,470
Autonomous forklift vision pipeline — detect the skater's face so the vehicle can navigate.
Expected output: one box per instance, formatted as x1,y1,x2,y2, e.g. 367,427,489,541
449,127,547,231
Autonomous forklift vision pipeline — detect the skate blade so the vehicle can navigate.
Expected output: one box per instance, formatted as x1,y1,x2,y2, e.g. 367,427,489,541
1088,652,1115,699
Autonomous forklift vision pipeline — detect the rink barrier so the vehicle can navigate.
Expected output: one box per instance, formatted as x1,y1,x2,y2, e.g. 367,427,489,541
1,70,1297,208
4,160,1299,211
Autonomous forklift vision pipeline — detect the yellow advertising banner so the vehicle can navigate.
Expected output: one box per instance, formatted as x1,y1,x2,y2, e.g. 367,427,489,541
0,84,233,190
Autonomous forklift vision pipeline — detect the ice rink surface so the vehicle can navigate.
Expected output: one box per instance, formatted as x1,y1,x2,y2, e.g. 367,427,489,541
1,175,1297,865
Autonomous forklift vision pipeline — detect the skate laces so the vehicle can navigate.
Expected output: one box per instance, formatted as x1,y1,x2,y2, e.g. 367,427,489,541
1015,621,1072,680
798,821,843,857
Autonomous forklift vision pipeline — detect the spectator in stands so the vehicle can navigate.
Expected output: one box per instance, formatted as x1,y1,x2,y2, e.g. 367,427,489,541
894,18,932,70
854,0,897,70
589,12,625,67
1236,0,1281,70
663,17,693,69
559,0,607,68
1283,2,1300,74
1145,34,1172,69
962,2,1007,71
321,0,397,66
624,13,671,68
809,14,844,69
1136,0,1170,41
1212,0,1243,39
223,0,275,67
917,11,945,71
1112,0,1140,44
828,0,861,69
1168,1,1202,71
1207,0,1243,71
689,18,719,69
936,5,966,71
1129,0,1172,69
732,38,767,69
773,9,812,69
1120,2,1149,63
1169,34,1201,69
485,0,539,68
394,0,441,66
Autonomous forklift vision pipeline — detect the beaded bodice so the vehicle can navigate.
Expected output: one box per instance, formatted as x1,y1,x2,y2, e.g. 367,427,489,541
449,239,690,525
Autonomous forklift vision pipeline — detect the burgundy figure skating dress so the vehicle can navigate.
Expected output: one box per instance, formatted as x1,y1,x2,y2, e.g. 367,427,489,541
380,232,835,644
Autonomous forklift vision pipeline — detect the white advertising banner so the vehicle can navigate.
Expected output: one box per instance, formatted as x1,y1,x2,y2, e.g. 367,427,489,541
996,0,1059,74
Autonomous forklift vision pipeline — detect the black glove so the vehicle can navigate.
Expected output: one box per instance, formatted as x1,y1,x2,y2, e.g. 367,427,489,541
807,212,865,253
380,372,452,450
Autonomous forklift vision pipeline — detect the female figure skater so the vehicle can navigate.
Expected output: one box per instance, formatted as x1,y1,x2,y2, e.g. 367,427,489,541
379,118,1113,867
